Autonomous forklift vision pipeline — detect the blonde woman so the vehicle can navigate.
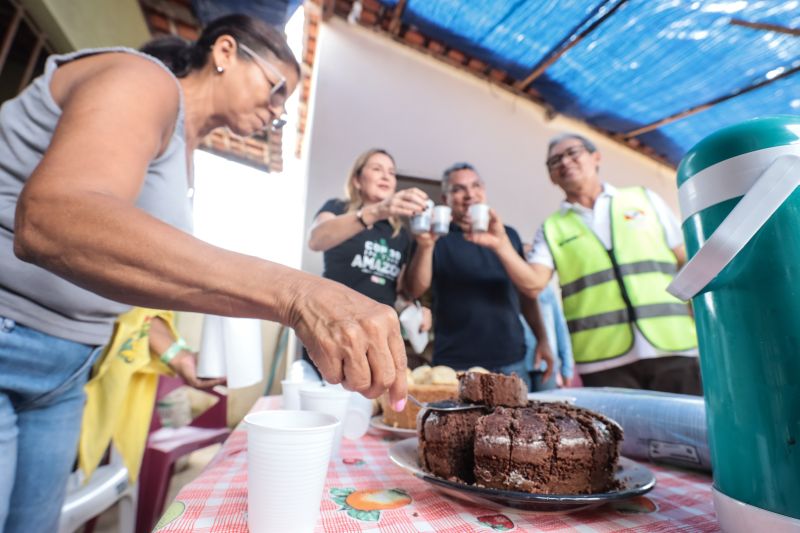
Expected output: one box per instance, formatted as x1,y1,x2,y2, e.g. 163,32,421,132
307,149,432,371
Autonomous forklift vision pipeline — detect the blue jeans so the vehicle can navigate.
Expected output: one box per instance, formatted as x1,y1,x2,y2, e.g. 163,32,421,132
0,317,101,533
490,359,532,390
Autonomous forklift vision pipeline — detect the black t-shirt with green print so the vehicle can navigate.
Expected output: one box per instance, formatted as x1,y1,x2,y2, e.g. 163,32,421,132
316,199,412,307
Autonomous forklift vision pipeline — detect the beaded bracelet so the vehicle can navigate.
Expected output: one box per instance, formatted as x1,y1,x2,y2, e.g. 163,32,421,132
160,337,189,365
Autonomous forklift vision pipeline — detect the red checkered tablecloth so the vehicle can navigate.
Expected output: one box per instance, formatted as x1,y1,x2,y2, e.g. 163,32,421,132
154,396,720,532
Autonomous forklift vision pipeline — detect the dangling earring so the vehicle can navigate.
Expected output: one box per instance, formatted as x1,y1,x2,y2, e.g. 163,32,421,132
216,65,224,74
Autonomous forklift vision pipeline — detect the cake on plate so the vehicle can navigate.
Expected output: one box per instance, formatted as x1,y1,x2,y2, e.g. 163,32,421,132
459,370,528,407
418,371,623,494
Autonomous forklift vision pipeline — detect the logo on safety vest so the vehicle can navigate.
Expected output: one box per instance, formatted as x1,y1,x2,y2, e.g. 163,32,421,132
558,234,581,246
623,209,645,221
623,208,647,229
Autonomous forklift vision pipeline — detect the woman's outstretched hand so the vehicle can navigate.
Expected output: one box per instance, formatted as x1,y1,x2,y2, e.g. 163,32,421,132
169,350,227,390
290,280,408,411
372,187,430,220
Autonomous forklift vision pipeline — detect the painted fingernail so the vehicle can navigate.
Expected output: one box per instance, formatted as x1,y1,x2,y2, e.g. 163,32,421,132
392,398,407,412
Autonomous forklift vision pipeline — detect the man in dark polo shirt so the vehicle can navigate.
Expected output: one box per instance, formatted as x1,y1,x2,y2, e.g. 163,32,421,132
405,162,553,387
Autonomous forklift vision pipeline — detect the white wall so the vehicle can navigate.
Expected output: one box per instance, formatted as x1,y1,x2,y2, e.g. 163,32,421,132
301,19,678,275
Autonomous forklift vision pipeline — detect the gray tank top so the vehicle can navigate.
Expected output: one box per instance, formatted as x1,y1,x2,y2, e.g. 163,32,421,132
0,47,192,345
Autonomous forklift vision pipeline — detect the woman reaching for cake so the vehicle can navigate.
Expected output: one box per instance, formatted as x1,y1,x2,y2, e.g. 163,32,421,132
0,16,407,532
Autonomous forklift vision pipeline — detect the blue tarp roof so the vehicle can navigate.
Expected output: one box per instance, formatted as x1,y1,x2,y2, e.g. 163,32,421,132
378,0,800,165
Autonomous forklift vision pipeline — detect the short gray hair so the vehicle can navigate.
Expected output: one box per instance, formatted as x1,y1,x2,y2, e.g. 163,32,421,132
441,162,479,194
547,133,597,156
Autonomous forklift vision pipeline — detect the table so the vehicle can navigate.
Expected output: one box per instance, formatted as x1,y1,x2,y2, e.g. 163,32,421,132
154,396,721,532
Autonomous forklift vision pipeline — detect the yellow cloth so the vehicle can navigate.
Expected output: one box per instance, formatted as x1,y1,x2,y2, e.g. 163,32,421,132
79,307,177,482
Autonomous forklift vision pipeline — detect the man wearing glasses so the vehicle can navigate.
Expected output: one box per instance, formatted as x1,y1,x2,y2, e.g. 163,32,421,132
526,133,701,394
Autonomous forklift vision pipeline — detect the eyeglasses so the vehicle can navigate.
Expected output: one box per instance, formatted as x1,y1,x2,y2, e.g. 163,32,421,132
546,145,587,170
238,42,289,131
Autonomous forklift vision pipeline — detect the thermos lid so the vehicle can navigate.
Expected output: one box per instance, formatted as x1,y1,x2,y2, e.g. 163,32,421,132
677,115,800,187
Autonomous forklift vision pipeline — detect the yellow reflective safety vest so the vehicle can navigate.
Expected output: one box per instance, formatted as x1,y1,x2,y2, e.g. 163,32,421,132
543,187,697,363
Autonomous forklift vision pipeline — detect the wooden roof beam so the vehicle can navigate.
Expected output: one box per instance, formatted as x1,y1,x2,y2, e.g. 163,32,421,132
388,0,408,35
0,4,23,78
514,0,629,91
624,63,800,138
730,18,800,37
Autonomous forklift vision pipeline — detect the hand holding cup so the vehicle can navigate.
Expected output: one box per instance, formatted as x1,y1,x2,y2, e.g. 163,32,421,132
431,205,452,235
410,199,435,234
464,207,511,252
375,187,430,221
467,203,490,233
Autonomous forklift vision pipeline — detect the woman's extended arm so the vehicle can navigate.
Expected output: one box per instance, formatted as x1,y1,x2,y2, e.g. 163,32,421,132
14,55,407,406
308,188,429,252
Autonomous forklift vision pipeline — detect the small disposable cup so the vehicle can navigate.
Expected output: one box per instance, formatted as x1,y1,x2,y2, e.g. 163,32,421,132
245,410,339,533
410,199,435,234
399,304,428,354
468,203,490,232
300,386,352,457
281,379,321,410
431,205,452,235
343,393,374,440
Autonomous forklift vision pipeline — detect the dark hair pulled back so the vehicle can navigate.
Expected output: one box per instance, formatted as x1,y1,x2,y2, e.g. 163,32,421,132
140,13,299,78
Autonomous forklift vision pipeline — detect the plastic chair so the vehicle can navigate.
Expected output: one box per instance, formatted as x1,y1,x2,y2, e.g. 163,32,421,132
135,376,230,533
58,447,137,533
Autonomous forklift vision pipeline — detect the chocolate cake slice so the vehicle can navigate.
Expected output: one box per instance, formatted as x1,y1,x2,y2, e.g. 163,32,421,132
587,415,624,492
474,407,550,491
546,409,596,493
458,371,528,407
472,402,622,494
417,407,486,483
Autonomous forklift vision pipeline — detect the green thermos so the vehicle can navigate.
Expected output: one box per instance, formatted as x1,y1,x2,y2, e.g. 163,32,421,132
668,116,800,531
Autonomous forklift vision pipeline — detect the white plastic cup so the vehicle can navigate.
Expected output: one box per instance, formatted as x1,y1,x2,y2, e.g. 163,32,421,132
399,304,429,354
300,386,352,457
245,410,339,533
281,379,321,410
431,205,452,235
468,203,490,232
343,393,374,440
410,199,434,234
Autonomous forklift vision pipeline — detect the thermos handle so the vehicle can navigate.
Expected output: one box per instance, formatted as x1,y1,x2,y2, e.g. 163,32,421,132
667,154,800,301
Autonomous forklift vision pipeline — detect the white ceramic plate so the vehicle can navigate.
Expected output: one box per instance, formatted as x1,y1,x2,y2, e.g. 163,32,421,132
389,437,656,513
368,415,416,438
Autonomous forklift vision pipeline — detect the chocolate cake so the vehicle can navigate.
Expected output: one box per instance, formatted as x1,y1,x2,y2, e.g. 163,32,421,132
417,407,486,483
417,371,623,494
459,371,528,407
473,403,622,493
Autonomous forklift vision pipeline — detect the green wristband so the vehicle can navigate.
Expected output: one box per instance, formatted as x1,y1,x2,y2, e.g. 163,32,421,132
160,338,188,365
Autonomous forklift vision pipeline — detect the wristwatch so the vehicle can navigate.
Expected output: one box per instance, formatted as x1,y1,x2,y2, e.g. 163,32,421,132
355,208,369,228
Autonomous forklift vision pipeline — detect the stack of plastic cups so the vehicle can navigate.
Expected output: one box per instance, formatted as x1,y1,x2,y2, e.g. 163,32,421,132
299,385,352,458
281,379,321,410
342,393,374,440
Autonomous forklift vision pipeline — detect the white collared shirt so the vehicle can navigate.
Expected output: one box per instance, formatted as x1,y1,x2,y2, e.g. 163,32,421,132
528,183,683,266
527,183,697,373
